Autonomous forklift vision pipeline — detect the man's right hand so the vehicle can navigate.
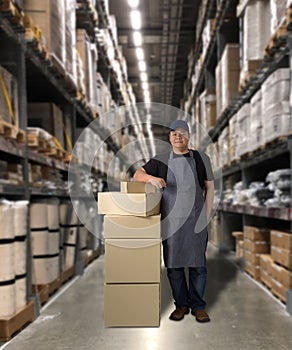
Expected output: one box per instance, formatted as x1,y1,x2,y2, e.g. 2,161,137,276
147,177,166,189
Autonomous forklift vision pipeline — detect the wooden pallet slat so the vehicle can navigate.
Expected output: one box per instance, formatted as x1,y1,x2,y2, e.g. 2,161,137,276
0,301,35,342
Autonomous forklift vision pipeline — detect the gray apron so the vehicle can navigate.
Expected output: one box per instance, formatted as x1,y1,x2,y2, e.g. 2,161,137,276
161,151,208,268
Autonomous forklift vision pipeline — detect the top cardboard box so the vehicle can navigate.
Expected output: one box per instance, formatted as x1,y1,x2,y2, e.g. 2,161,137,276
98,192,161,216
120,181,158,193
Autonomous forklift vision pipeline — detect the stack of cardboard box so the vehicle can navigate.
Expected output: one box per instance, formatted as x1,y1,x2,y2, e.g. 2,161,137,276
244,226,270,281
270,230,292,303
98,182,162,327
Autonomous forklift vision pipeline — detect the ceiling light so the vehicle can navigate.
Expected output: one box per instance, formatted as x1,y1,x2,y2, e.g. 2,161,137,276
130,10,141,30
128,0,139,7
133,31,142,46
136,48,144,60
140,72,148,81
142,82,149,90
138,61,146,71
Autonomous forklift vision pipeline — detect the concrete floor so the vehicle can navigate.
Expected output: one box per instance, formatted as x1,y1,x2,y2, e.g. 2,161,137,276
1,245,292,350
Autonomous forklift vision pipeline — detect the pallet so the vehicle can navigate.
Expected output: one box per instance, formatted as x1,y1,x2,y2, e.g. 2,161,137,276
0,301,35,342
32,284,49,306
264,24,288,57
87,247,101,266
61,266,75,285
27,134,48,151
0,119,18,139
0,0,24,29
264,134,289,148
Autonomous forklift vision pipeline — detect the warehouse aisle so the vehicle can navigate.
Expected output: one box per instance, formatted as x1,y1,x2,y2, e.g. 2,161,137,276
1,244,292,350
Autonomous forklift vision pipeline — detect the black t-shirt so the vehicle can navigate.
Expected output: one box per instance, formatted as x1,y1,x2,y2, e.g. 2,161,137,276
142,150,214,190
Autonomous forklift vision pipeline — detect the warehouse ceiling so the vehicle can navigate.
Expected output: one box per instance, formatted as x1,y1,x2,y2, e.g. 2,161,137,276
109,0,200,134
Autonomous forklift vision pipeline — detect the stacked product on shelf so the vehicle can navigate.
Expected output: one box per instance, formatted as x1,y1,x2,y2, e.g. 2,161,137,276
0,200,28,318
0,162,23,185
199,88,217,133
261,68,290,144
229,113,239,163
59,200,80,271
98,181,161,327
236,103,251,157
270,230,292,302
249,89,263,153
259,253,274,290
30,200,60,285
244,226,270,281
76,28,97,107
209,213,221,248
232,231,244,260
14,201,29,311
0,65,19,129
216,44,240,118
239,0,271,86
218,127,230,167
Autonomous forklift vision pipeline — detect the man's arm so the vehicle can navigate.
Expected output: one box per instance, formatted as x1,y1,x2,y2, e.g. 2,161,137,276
134,167,166,189
204,180,214,219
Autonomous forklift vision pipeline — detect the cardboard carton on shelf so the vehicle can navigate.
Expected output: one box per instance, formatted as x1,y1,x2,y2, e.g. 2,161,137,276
244,226,270,242
97,192,161,217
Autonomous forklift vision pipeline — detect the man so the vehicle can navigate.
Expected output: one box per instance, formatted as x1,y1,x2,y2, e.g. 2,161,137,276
134,120,214,323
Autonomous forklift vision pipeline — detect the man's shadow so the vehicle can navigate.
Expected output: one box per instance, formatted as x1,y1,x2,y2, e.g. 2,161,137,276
160,246,239,315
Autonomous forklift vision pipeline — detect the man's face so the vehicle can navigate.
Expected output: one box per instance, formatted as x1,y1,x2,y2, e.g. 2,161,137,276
169,128,189,151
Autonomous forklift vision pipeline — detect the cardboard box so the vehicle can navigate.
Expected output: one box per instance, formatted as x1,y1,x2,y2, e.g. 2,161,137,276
271,278,287,303
245,260,261,281
259,254,273,271
270,262,292,288
244,226,270,241
244,250,260,266
104,215,160,239
260,267,273,289
244,239,270,254
98,192,161,217
28,103,65,148
120,181,158,193
270,230,292,250
23,0,65,68
104,283,160,327
271,246,292,270
105,239,161,283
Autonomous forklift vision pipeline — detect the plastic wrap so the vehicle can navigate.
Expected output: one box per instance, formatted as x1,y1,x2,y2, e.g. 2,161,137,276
0,243,14,281
250,90,263,152
229,113,239,161
243,0,271,62
270,0,287,32
215,62,222,118
65,0,77,86
0,200,14,239
0,283,15,317
237,103,250,157
15,276,26,310
30,202,48,228
218,127,230,167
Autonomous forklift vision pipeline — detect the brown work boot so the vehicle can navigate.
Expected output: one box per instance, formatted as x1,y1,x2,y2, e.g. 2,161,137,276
169,306,189,321
191,309,210,323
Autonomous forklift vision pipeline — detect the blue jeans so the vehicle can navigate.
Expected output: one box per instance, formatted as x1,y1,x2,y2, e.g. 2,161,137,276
167,267,207,311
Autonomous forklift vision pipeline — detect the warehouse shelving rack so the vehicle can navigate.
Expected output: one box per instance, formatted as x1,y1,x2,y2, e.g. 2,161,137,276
183,0,292,314
0,1,142,327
